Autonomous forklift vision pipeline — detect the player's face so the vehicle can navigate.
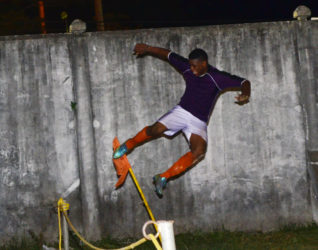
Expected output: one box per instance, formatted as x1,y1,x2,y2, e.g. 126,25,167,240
189,59,208,76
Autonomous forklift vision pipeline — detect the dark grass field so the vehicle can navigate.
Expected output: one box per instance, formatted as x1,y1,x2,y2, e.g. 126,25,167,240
2,224,318,250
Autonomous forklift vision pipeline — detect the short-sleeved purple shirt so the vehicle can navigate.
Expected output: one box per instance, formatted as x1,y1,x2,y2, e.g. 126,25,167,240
168,52,247,122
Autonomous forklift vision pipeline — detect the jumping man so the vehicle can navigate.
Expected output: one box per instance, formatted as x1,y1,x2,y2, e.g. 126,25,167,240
113,43,251,197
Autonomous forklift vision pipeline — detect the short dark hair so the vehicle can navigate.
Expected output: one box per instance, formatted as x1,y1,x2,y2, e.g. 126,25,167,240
188,48,208,61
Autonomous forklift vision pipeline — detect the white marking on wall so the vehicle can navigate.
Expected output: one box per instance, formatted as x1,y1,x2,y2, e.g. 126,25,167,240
68,120,75,129
62,179,80,198
93,120,100,129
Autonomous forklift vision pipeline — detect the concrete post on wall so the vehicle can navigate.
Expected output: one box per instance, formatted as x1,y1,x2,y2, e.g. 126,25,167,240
293,19,318,221
68,36,101,239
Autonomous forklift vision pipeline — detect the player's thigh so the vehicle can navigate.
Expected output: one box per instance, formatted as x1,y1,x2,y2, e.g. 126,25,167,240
147,122,167,136
190,133,207,158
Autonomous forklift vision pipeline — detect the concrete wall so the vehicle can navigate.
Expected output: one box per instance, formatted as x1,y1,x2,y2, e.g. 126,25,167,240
0,20,317,241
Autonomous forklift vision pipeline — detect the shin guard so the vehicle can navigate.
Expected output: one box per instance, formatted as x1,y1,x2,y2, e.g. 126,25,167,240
125,126,152,151
160,152,195,179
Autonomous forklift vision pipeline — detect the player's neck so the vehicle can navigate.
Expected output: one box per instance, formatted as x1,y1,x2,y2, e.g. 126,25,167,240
198,67,209,77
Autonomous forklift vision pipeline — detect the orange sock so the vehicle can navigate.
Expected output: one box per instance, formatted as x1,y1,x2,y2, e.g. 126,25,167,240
160,152,195,179
125,126,152,151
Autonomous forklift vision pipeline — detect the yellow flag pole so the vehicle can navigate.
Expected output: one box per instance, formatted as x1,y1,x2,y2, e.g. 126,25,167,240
128,168,161,242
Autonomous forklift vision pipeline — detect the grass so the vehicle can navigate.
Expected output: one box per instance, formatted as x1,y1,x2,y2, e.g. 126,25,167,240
1,224,318,250
0,237,40,250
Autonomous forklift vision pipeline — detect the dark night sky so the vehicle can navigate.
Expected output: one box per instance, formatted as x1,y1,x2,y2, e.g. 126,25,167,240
105,0,317,23
0,0,318,35
55,0,318,31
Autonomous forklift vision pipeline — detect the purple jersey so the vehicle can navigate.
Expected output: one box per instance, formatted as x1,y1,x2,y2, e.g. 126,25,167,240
168,52,247,122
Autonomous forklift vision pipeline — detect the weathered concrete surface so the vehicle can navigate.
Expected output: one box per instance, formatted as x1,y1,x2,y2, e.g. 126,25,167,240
298,21,318,222
0,37,82,239
0,20,317,241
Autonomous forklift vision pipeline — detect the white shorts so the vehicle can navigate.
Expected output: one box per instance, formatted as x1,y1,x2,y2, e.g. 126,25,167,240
158,105,208,142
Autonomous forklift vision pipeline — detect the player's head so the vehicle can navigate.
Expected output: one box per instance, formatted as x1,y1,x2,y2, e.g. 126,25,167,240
189,48,208,62
188,48,208,76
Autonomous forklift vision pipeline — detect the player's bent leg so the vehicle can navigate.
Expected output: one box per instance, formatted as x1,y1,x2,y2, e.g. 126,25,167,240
146,122,167,137
153,134,206,196
125,126,152,150
189,133,207,164
158,151,195,180
126,122,167,149
160,133,206,178
153,152,194,197
113,126,150,159
113,123,167,159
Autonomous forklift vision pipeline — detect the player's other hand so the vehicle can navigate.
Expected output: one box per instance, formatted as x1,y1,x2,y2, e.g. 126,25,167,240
235,94,250,105
133,43,149,57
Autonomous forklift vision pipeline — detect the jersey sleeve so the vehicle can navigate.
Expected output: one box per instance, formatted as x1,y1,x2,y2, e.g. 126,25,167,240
168,52,190,73
214,70,247,90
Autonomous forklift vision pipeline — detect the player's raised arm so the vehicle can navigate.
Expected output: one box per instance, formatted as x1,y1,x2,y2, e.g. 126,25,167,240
133,43,170,61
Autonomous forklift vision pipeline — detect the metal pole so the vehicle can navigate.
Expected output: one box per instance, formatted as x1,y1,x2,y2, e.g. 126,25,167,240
94,0,104,31
38,1,47,34
157,221,176,250
62,212,70,250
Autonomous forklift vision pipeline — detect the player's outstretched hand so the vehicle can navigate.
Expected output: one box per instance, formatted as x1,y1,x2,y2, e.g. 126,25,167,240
133,43,149,57
235,94,250,105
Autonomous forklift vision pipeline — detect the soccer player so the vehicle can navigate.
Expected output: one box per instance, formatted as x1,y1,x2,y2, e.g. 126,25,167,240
113,43,251,197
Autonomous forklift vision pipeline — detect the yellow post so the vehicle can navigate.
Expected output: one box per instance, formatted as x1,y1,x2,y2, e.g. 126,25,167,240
128,168,161,242
128,168,156,221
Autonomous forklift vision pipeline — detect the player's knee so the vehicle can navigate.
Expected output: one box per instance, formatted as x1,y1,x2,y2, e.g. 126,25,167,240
192,147,206,161
147,123,166,136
